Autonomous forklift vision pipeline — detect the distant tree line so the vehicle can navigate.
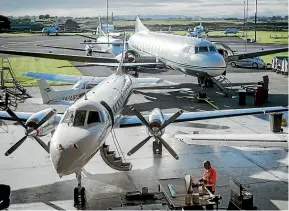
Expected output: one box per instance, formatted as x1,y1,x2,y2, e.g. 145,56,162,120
0,15,11,32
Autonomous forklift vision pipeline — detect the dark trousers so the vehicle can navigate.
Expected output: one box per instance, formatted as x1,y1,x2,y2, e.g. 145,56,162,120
0,184,10,210
206,186,215,210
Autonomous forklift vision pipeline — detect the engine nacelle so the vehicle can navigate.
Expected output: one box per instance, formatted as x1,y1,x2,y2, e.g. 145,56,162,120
26,108,57,137
124,50,140,63
148,108,165,136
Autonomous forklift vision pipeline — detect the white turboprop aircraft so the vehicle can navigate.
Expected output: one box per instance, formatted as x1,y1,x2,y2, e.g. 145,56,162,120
77,16,124,55
0,54,287,205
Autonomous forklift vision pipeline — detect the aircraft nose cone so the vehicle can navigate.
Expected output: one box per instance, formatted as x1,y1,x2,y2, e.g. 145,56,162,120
192,52,226,77
50,138,85,176
49,125,92,176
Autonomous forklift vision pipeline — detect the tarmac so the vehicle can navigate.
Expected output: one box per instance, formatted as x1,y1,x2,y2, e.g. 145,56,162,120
0,35,288,210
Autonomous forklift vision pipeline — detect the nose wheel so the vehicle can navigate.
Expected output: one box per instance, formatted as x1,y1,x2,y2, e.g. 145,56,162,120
153,140,162,155
74,172,86,208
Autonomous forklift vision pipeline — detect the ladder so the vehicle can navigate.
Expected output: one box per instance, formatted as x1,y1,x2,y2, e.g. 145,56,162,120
210,75,232,97
0,57,31,100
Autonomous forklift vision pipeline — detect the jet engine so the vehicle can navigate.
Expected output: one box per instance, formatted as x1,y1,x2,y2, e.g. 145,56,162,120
4,108,57,156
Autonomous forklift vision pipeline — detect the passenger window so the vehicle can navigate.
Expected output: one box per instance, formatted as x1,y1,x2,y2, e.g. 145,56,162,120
209,46,217,52
87,111,100,124
199,47,208,52
73,110,87,126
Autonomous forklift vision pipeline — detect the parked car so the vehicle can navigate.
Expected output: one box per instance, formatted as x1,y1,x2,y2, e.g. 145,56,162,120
230,57,266,69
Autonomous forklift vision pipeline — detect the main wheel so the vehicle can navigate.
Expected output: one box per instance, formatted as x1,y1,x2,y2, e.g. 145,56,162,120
230,62,237,67
74,188,79,206
252,62,258,68
80,187,86,207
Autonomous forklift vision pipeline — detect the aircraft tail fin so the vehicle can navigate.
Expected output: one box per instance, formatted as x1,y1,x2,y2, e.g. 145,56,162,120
135,16,149,33
98,16,107,37
37,79,56,104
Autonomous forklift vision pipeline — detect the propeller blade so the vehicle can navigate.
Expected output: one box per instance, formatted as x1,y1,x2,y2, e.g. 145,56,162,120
130,106,153,132
5,136,27,156
6,108,27,129
156,136,179,160
34,109,55,130
127,136,152,156
159,110,184,131
33,136,50,153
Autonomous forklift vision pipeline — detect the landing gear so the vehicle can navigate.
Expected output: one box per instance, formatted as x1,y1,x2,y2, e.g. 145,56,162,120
125,67,139,78
74,171,86,208
133,71,139,78
153,140,162,155
198,76,214,88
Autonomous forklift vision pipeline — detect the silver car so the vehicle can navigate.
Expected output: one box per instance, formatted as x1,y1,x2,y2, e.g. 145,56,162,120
230,57,266,69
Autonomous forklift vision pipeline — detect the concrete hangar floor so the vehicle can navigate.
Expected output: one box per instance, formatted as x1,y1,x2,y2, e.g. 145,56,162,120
0,35,288,210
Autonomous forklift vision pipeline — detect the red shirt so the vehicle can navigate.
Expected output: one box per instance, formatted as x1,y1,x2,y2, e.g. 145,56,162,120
203,167,217,191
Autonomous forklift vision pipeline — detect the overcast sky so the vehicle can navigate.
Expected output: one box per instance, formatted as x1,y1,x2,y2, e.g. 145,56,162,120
2,0,288,18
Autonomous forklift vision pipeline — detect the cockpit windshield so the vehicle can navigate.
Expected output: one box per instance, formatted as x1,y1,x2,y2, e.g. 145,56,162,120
195,45,217,53
87,111,101,124
209,46,217,52
61,109,101,126
73,110,87,126
199,46,208,52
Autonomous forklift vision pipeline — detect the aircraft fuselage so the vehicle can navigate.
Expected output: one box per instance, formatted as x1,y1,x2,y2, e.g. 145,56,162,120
50,73,133,176
128,31,226,78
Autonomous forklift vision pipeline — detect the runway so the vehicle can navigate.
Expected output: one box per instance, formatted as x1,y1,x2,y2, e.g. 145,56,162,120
0,35,288,210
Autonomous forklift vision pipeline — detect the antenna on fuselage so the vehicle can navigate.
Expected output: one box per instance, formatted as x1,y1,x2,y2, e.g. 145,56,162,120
84,81,89,100
115,32,126,75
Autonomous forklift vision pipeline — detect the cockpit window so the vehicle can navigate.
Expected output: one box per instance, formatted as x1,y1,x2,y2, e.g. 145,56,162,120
198,46,208,52
62,110,74,124
86,84,96,89
87,111,101,124
209,46,217,52
195,47,199,54
73,110,87,126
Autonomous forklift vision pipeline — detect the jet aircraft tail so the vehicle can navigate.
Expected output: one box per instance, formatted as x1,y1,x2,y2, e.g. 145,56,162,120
98,16,107,37
135,16,149,33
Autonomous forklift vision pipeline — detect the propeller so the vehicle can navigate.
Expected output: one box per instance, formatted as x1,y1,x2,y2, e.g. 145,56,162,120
4,108,53,156
127,106,183,160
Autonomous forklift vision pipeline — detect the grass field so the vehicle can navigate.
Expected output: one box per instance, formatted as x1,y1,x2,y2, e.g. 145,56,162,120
4,57,82,86
113,19,257,26
207,30,288,44
261,52,288,63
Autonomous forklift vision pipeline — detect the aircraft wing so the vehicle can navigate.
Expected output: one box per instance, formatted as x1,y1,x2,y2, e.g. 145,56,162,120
82,62,164,68
0,49,118,63
76,34,98,40
0,111,63,123
23,72,168,86
228,47,288,62
35,44,108,54
23,72,104,84
118,106,288,127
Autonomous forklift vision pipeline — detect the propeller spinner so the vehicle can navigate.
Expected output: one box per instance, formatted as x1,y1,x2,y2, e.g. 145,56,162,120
128,106,183,160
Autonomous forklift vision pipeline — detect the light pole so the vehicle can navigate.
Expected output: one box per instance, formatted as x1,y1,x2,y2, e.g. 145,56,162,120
243,1,245,37
106,0,109,44
254,0,257,42
245,0,248,52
